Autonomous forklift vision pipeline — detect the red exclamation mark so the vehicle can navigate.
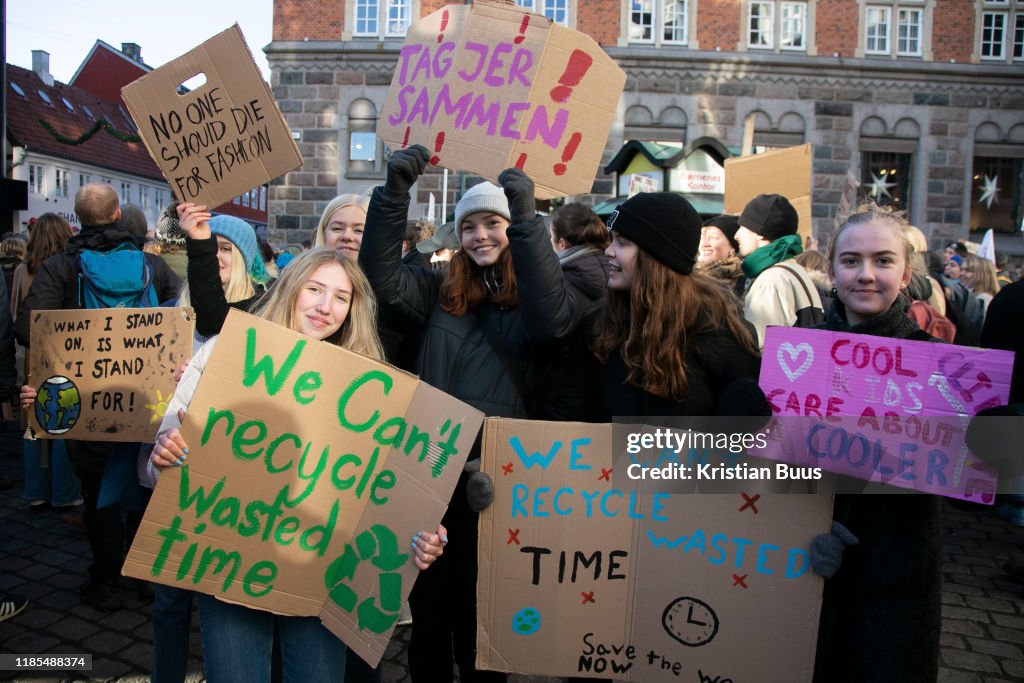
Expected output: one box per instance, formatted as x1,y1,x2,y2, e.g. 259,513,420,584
515,153,528,170
438,9,449,43
430,131,445,165
514,16,529,44
553,132,582,176
402,126,411,147
550,50,594,103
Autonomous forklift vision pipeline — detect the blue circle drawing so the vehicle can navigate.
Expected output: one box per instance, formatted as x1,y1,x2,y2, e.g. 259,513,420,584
512,607,541,635
34,376,81,435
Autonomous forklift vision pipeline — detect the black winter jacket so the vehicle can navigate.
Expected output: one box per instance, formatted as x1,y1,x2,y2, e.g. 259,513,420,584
0,275,17,399
359,186,575,418
558,246,609,310
813,297,941,683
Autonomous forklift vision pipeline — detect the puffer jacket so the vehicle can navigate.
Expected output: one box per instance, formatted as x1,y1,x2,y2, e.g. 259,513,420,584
558,245,609,309
359,186,575,418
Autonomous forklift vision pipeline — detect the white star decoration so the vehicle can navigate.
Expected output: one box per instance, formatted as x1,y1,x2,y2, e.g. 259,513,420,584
868,173,896,200
978,174,1000,210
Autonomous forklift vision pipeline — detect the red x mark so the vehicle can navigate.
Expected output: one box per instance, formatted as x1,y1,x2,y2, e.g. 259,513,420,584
507,528,520,545
599,467,613,482
581,591,595,604
739,492,760,514
732,574,748,589
502,462,514,475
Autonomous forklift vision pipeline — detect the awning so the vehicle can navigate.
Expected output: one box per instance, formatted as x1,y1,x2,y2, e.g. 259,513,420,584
592,192,725,218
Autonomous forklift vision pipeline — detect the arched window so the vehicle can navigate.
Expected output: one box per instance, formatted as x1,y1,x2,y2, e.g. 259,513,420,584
859,116,919,212
348,99,379,176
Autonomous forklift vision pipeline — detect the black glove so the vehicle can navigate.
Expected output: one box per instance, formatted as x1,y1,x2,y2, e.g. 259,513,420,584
384,145,430,200
810,521,859,579
464,459,495,513
497,168,536,225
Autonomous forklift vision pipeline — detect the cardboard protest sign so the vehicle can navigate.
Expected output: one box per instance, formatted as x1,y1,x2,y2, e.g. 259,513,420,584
122,25,302,208
28,308,194,442
754,327,1014,502
477,418,831,681
379,1,626,199
724,144,813,240
124,310,483,666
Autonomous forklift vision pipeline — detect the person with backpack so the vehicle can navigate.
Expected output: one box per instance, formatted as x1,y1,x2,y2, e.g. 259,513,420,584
15,183,179,611
733,194,824,348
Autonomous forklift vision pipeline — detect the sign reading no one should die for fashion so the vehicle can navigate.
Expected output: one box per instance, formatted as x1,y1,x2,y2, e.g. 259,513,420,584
124,310,484,666
477,419,832,682
29,308,194,443
755,327,1014,503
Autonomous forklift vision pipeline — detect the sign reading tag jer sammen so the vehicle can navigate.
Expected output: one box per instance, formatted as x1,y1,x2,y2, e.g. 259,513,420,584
124,310,484,667
477,418,831,682
28,308,194,442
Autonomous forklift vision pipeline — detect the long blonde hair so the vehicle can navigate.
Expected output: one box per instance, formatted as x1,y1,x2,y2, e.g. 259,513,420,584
249,248,384,359
178,240,256,308
964,254,1000,298
314,193,371,248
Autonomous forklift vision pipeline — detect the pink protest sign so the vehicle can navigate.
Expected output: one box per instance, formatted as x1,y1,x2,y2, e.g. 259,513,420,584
378,1,625,199
752,327,1015,503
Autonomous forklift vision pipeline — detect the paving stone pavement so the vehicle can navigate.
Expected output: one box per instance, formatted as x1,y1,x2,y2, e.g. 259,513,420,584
2,425,1023,682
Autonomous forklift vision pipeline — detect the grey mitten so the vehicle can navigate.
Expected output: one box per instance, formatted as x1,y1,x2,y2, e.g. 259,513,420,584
810,521,859,578
464,459,495,513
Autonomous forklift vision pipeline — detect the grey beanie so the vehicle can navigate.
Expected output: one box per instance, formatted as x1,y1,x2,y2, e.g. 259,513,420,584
454,182,511,236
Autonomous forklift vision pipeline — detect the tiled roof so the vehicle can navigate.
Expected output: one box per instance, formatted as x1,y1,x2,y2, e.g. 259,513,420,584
6,63,164,182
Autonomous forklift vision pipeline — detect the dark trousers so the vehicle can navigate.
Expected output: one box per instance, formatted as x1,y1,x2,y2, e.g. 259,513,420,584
67,441,125,585
408,474,506,683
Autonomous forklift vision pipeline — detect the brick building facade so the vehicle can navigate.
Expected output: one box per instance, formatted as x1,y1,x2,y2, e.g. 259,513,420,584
266,0,1024,252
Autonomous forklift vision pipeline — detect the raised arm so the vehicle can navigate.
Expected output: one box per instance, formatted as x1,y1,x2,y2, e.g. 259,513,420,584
498,168,575,342
359,145,442,328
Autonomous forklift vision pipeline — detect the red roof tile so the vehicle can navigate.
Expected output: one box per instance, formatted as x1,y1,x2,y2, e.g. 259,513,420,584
6,63,164,182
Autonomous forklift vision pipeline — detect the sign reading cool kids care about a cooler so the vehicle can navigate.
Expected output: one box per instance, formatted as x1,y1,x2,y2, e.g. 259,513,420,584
477,419,831,682
28,308,194,442
124,310,483,667
379,0,626,199
754,327,1014,503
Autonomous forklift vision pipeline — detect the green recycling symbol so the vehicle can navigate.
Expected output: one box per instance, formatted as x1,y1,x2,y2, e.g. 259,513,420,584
324,524,409,633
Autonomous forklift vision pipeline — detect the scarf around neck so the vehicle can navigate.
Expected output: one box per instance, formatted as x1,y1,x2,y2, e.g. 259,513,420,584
741,234,803,279
823,293,922,340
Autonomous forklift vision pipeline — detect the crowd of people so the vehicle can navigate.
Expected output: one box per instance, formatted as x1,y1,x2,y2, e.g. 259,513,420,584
0,144,1022,682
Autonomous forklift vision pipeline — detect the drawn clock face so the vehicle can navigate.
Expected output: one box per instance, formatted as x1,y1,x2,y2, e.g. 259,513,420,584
662,597,719,647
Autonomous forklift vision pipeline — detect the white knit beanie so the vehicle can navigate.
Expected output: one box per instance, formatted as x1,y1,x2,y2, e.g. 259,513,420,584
454,182,511,237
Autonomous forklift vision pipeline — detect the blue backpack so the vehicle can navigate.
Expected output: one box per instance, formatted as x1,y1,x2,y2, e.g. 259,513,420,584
77,243,159,309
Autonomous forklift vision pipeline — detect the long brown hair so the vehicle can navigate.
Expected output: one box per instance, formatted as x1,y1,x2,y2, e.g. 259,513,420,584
439,247,519,316
591,250,759,401
26,213,73,274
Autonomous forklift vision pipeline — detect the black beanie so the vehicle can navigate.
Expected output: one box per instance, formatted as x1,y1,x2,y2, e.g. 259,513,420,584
739,194,799,242
702,214,740,253
607,193,701,274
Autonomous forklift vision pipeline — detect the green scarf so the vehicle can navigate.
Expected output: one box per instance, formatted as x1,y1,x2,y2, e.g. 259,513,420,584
741,234,803,279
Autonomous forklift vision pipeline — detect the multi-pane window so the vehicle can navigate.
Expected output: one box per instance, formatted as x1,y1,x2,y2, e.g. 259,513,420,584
138,186,149,211
28,165,44,195
120,182,131,203
1015,13,1024,58
55,168,69,198
970,157,1023,233
749,2,774,48
865,4,925,57
79,173,91,188
982,11,1007,57
629,0,687,45
748,1,806,50
897,8,922,55
861,151,912,211
865,7,891,54
982,2,1024,61
515,0,569,25
354,0,410,38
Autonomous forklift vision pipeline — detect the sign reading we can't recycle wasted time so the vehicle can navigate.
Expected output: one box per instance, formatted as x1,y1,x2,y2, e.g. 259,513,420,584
477,419,832,682
28,308,194,443
379,0,626,199
124,310,484,667
754,327,1014,503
